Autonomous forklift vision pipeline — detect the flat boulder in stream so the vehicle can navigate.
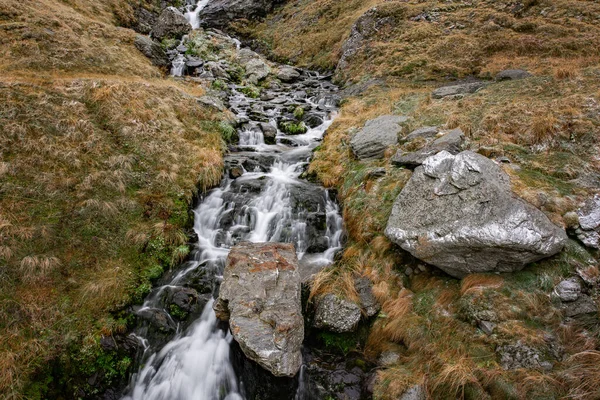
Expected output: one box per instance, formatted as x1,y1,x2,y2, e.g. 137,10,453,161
214,242,304,377
385,151,568,278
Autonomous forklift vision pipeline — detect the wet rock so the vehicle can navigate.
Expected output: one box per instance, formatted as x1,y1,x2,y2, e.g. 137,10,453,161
355,277,380,317
151,7,191,40
564,294,598,317
403,126,439,142
575,194,600,249
214,242,303,377
496,69,532,81
365,167,386,179
391,128,465,168
400,385,426,400
553,278,581,302
259,122,277,144
245,58,271,84
350,115,408,159
137,308,177,333
432,82,487,99
302,112,324,128
277,66,301,82
199,0,280,29
385,151,568,278
497,341,549,370
314,294,361,333
134,35,168,67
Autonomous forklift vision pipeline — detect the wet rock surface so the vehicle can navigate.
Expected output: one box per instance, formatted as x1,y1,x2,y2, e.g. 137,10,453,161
215,242,304,377
313,294,362,333
199,0,283,29
151,7,191,40
385,150,568,278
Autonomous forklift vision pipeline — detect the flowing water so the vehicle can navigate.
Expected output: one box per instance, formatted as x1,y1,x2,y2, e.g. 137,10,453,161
122,18,344,400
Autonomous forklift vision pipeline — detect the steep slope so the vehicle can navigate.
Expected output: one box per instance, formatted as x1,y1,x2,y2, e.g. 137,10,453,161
0,0,226,397
240,1,600,399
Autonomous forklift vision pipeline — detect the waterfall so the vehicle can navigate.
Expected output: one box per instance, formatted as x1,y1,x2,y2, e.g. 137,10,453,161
123,36,343,399
185,0,211,29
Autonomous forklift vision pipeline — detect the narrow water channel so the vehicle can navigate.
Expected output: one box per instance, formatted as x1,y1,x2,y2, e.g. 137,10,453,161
122,9,344,399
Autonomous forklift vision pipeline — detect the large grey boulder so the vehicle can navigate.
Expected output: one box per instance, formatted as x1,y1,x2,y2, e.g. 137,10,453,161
151,7,191,40
245,58,271,84
277,66,301,82
134,35,168,67
350,115,408,160
214,242,303,377
553,278,581,302
575,195,600,249
432,82,487,99
199,0,282,29
385,151,568,278
313,294,361,333
392,128,464,168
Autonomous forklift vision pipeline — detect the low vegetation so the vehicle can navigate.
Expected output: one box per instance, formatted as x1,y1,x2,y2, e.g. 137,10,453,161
0,0,226,397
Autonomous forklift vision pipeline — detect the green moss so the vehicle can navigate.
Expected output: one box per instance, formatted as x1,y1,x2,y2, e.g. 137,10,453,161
169,304,188,320
293,106,305,119
239,85,261,98
211,79,227,91
280,121,308,134
317,331,357,355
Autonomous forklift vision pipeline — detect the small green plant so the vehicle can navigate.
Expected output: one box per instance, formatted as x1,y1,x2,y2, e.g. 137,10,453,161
169,304,188,320
318,331,357,355
293,106,305,119
219,121,237,144
211,79,227,91
161,38,179,50
280,121,307,135
239,86,261,98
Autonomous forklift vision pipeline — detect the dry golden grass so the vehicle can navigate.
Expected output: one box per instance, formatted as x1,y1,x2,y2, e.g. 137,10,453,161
460,274,504,296
0,0,228,394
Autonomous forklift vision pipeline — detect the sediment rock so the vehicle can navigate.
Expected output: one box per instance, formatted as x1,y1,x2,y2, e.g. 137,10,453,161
431,82,487,99
313,294,362,333
277,66,301,82
151,7,191,40
214,242,304,377
199,0,283,29
575,194,600,249
385,150,568,278
350,115,408,159
134,35,168,67
496,69,532,81
392,128,464,168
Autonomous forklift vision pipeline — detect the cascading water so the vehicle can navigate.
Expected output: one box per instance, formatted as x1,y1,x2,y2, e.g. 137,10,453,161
184,0,211,29
122,25,345,400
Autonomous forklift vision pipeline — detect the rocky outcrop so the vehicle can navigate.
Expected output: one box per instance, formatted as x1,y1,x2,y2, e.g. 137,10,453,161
496,69,532,81
385,151,568,278
134,35,168,67
335,7,404,78
431,82,487,99
313,294,361,333
151,7,191,40
199,0,283,29
350,115,408,159
575,194,600,248
214,242,304,377
497,341,553,370
402,126,439,143
392,128,464,168
277,66,301,82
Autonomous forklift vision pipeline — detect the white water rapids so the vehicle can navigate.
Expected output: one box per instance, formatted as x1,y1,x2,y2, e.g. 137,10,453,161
123,21,343,398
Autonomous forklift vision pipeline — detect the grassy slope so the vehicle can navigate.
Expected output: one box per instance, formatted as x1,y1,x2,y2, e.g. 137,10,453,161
250,0,600,399
0,0,225,397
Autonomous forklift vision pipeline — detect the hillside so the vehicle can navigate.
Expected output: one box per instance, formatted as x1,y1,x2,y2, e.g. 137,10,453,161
240,0,600,399
0,0,226,397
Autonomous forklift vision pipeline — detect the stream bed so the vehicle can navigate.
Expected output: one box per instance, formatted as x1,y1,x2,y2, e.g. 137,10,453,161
120,15,372,400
